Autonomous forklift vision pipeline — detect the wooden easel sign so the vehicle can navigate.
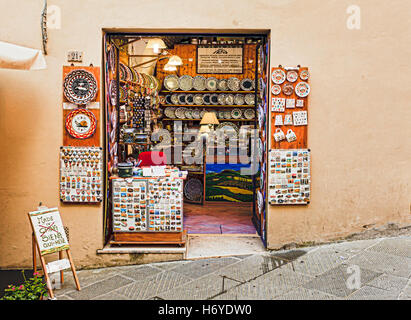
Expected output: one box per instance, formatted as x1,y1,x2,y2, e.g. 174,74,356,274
28,207,81,299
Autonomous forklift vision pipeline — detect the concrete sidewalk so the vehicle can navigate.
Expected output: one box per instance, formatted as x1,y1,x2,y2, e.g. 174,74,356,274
54,236,411,300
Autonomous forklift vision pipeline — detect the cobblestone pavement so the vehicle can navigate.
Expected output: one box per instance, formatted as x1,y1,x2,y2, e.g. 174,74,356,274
54,236,411,300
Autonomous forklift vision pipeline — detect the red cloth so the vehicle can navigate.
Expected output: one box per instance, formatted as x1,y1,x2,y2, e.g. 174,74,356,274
137,151,167,167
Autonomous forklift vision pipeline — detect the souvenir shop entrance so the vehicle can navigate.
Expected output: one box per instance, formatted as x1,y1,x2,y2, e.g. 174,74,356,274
103,30,270,254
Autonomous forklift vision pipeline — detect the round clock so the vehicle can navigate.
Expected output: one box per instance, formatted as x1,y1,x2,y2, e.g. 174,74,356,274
65,108,97,139
63,69,98,105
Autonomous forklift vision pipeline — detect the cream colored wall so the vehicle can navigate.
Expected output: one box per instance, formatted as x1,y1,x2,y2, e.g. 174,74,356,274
0,0,410,267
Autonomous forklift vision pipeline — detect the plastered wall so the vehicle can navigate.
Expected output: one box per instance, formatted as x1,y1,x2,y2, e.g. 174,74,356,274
0,0,410,268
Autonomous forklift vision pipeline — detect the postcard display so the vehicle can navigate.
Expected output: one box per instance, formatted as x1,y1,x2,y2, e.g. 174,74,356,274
60,66,102,203
269,67,311,205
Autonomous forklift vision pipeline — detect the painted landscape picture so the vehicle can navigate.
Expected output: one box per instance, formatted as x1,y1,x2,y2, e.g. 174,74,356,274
205,163,254,202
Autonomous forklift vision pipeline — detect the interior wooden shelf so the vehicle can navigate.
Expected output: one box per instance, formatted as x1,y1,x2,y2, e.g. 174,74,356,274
160,90,255,94
160,104,254,108
162,118,255,121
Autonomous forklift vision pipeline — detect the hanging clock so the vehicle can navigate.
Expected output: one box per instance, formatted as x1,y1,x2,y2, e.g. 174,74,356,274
63,69,98,105
65,108,97,139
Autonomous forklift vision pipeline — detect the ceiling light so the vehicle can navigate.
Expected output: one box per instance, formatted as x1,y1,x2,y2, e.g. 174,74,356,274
164,63,177,72
168,55,183,66
146,38,166,54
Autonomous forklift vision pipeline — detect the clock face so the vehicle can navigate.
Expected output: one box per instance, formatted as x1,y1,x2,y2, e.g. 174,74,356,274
63,69,98,105
65,108,97,139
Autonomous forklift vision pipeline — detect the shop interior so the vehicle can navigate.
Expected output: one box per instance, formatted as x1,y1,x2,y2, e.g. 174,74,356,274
103,32,269,247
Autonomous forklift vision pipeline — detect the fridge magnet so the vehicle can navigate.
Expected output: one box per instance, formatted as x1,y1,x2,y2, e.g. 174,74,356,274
275,115,283,126
286,98,295,109
284,114,293,125
296,99,304,108
292,111,308,126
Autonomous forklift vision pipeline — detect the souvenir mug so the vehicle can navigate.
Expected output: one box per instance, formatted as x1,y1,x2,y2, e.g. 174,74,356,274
286,129,297,142
274,129,285,142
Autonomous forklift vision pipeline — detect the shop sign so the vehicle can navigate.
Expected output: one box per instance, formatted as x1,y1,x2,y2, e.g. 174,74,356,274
28,207,70,255
197,45,243,74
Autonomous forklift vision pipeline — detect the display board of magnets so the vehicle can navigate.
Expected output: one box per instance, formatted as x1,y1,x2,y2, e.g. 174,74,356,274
268,149,311,205
270,66,310,149
59,146,103,203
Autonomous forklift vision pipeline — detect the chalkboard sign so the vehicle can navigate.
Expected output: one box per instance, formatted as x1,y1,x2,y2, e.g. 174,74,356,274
28,207,69,255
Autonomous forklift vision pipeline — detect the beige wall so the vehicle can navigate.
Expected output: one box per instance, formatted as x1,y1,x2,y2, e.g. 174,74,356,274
0,0,410,268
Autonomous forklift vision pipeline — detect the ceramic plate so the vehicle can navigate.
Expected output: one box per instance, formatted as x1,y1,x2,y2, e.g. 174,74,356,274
193,75,207,91
171,94,179,105
175,107,187,119
216,122,239,135
203,94,211,105
217,79,228,91
240,78,254,91
194,94,203,105
271,69,286,85
227,77,240,91
224,110,231,119
184,178,203,202
192,109,201,119
185,94,194,105
244,109,255,119
283,83,294,96
245,94,255,105
179,75,193,91
164,107,176,118
300,70,310,81
225,94,235,105
271,85,281,96
231,108,242,119
234,94,245,105
185,109,193,119
63,69,98,105
206,77,218,91
295,82,310,98
210,94,219,105
287,71,298,83
200,110,206,118
178,94,186,105
164,74,179,91
165,95,172,104
218,94,226,105
218,110,225,119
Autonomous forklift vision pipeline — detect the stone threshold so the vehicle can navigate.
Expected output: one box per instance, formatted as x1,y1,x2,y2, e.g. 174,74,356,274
97,245,187,255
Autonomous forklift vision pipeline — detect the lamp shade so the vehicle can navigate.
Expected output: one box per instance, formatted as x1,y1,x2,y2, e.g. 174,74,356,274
200,112,219,125
168,55,183,66
163,62,177,72
146,38,166,53
199,125,211,134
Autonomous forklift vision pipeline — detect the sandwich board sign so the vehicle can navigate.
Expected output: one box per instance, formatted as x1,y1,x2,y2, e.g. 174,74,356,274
28,207,80,299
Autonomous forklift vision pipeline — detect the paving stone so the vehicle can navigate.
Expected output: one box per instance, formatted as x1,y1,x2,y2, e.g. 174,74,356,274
366,238,411,258
151,260,190,270
270,249,309,261
274,287,342,300
367,274,409,294
213,268,312,300
114,271,192,300
92,291,133,300
170,257,240,279
347,250,411,278
119,265,162,281
286,248,351,277
321,239,380,257
66,275,133,300
158,274,239,300
217,254,292,283
302,263,381,298
346,285,399,300
56,294,74,300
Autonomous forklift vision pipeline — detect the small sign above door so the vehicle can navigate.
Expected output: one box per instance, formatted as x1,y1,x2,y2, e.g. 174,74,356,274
197,45,243,74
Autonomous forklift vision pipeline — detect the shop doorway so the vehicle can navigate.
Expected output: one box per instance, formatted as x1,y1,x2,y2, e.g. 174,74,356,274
102,30,270,255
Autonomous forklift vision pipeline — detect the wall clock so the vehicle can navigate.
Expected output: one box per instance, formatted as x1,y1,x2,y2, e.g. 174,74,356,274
63,69,98,105
65,108,97,139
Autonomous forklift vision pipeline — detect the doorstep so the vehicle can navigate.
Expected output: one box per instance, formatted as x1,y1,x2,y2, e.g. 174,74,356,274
97,244,187,255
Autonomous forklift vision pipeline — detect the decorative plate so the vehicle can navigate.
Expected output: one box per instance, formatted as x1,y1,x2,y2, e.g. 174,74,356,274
178,94,186,105
283,83,294,96
234,94,245,105
109,80,117,106
179,75,193,91
245,94,255,105
185,109,193,119
287,71,298,83
300,70,310,81
216,122,239,135
218,110,225,119
200,110,206,118
63,69,98,105
206,77,218,91
164,107,176,118
240,78,254,91
184,178,203,202
171,94,179,105
108,46,116,75
210,94,219,105
271,69,286,85
192,109,201,119
164,74,179,91
224,110,231,119
119,63,127,81
271,85,281,95
244,109,255,119
194,94,203,105
119,85,127,102
193,75,207,91
217,79,228,91
185,94,194,105
225,94,235,105
227,77,240,91
231,108,242,119
165,95,172,104
295,82,310,98
203,94,211,105
65,108,97,139
218,94,226,105
257,190,263,214
175,107,187,119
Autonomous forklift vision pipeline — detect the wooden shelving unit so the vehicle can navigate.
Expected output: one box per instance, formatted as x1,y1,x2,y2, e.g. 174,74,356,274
159,104,253,108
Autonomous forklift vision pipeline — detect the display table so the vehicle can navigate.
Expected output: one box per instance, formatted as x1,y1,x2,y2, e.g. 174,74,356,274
109,171,186,246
